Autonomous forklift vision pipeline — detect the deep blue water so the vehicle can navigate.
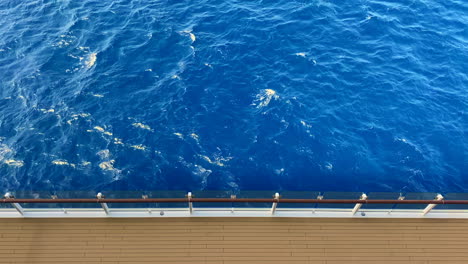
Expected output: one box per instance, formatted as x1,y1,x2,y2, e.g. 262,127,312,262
0,0,467,194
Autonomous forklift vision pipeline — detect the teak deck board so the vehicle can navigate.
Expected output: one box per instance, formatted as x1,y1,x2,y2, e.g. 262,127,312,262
0,217,467,263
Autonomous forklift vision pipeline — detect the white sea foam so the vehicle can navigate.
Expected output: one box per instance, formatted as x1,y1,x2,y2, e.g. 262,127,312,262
0,145,13,159
192,164,211,188
295,52,307,57
190,133,199,141
193,164,211,176
73,113,90,118
54,34,76,48
132,122,152,131
52,159,76,168
94,126,112,136
67,113,90,125
113,138,123,145
52,160,69,165
1,144,24,167
85,53,97,68
253,89,278,108
68,54,82,60
200,155,219,166
40,108,55,113
4,159,24,167
275,168,285,175
199,155,225,167
181,30,196,42
130,144,147,151
396,137,408,143
55,39,72,47
97,149,110,159
97,150,121,173
394,137,422,154
99,160,118,172
300,120,312,128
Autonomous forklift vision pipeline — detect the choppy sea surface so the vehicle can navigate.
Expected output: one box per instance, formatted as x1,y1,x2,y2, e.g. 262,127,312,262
0,0,467,194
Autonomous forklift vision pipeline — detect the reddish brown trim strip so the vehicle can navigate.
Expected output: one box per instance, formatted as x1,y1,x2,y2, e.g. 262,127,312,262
0,198,466,204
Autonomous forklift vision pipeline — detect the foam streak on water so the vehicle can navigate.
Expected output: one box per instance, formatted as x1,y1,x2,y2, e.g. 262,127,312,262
0,0,466,193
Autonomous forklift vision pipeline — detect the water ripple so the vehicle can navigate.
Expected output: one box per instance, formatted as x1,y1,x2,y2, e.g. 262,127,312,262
0,0,466,193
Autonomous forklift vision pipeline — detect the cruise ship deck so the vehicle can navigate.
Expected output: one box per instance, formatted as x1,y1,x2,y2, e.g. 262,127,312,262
1,217,468,264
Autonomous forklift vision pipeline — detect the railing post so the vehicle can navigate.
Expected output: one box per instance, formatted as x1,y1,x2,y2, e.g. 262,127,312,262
96,192,109,215
271,193,280,215
230,195,236,213
187,192,193,214
312,195,323,214
352,193,367,215
388,194,405,214
142,195,152,214
4,192,24,216
422,194,444,216
51,194,67,214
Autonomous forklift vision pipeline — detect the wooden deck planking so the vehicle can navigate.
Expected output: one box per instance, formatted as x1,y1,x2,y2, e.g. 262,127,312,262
0,218,467,263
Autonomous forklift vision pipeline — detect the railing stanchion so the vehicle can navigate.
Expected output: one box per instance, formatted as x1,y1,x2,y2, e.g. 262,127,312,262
142,195,151,214
313,195,323,214
96,193,109,215
271,193,280,215
388,194,405,214
352,193,367,215
422,194,444,216
4,193,24,216
51,195,67,214
187,192,193,214
231,195,236,213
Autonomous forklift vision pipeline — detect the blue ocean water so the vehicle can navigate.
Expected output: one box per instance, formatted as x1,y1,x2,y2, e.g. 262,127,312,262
0,0,466,194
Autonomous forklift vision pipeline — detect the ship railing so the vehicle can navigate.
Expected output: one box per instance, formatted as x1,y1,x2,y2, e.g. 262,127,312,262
1,191,468,218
